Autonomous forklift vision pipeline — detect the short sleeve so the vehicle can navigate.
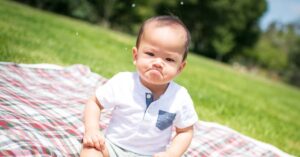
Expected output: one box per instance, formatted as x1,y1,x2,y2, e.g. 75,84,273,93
174,90,198,129
95,73,120,109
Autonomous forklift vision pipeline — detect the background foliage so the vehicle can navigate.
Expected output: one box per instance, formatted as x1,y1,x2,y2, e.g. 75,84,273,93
13,0,300,88
14,0,267,60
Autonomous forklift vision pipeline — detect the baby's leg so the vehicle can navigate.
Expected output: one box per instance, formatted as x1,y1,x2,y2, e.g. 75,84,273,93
80,146,109,157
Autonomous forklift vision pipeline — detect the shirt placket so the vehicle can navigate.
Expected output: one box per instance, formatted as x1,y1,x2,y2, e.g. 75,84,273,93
142,92,153,118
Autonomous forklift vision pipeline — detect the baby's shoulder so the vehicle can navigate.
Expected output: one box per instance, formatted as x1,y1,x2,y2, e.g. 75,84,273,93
170,82,189,95
107,72,136,88
172,82,194,101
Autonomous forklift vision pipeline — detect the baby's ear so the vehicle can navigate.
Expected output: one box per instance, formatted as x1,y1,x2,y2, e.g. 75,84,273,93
178,61,186,73
132,47,138,65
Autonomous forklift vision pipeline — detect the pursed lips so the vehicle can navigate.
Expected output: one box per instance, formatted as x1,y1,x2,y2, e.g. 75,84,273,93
147,68,163,76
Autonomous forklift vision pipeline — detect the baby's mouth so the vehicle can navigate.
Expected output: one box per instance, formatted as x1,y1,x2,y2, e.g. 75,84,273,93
148,69,163,77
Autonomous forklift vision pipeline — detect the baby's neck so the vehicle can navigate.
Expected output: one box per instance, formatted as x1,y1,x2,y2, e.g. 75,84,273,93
141,80,169,100
151,85,168,100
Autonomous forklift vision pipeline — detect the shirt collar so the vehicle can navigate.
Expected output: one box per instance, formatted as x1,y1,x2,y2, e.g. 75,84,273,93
133,72,174,100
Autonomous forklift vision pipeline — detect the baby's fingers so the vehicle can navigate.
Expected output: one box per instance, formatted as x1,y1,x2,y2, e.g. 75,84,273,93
92,135,103,150
99,136,106,150
83,136,94,147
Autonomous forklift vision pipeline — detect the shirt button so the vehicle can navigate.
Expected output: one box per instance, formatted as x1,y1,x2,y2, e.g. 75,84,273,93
146,93,152,99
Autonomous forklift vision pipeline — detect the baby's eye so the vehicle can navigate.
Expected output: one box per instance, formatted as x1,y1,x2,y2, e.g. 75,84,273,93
166,58,175,62
145,52,154,56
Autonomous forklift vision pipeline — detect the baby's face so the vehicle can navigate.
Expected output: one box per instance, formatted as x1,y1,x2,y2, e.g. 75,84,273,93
133,23,187,87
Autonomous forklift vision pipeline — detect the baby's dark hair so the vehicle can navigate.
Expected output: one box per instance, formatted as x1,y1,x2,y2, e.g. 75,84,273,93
136,15,191,61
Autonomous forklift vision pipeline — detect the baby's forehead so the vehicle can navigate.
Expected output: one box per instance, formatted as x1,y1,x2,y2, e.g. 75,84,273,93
143,21,187,42
141,21,187,55
144,20,185,33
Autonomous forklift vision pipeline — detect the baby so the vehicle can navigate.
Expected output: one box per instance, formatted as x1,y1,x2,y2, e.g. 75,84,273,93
80,15,198,157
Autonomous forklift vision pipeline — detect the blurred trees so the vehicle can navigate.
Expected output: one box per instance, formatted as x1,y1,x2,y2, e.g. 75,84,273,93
286,27,300,87
157,0,267,62
287,38,300,86
14,0,266,61
236,21,300,87
15,0,160,32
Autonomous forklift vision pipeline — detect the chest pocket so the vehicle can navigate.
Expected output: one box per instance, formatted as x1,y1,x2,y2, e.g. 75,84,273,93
156,110,176,131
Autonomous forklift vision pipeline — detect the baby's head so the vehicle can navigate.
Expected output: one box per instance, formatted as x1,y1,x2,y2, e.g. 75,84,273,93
135,15,191,61
132,15,191,87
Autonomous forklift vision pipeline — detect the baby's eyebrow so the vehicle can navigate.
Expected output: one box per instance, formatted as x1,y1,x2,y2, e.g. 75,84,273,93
143,47,157,52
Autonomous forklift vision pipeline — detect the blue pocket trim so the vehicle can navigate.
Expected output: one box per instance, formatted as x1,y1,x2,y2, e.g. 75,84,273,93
156,110,176,131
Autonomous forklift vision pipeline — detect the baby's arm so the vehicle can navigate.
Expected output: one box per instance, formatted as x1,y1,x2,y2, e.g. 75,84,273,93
154,126,194,157
82,95,106,151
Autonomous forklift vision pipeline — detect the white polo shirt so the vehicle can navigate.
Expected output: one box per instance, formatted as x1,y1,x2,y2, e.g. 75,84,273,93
95,72,198,155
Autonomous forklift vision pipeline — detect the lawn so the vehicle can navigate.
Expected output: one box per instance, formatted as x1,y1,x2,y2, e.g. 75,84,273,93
1,0,300,156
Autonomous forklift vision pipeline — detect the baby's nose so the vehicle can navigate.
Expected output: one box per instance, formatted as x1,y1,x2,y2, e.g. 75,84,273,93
152,58,163,68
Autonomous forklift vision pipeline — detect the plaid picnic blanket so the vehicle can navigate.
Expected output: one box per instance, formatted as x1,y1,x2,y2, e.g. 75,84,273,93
0,62,292,157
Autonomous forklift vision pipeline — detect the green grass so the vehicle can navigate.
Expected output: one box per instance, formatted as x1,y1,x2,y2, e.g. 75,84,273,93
1,0,300,156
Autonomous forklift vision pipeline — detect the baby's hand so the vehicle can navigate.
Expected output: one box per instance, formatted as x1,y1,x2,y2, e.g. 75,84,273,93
82,130,105,151
153,152,171,157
